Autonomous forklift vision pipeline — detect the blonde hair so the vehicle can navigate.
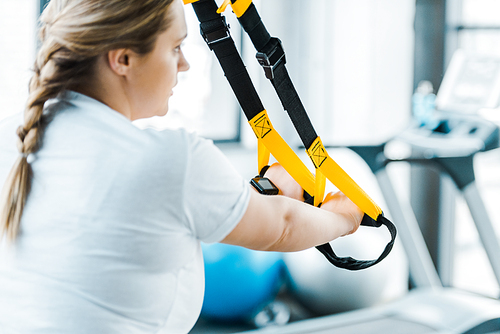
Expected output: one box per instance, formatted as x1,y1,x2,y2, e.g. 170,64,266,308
0,0,175,241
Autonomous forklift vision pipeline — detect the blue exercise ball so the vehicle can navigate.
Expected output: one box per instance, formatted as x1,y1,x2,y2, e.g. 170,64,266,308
201,243,285,322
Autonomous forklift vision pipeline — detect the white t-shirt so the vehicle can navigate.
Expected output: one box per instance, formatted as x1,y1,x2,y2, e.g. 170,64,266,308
0,91,250,334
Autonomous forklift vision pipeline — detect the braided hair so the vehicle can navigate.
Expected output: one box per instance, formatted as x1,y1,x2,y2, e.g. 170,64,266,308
0,0,175,241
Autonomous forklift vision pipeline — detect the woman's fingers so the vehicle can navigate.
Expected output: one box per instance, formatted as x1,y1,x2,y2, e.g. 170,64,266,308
264,164,362,236
321,191,363,235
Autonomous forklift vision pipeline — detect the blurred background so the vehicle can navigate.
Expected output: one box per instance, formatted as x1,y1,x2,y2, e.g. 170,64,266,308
1,0,500,333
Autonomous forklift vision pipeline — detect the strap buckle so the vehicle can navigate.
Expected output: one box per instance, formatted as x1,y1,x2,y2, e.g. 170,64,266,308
200,17,231,49
256,37,286,80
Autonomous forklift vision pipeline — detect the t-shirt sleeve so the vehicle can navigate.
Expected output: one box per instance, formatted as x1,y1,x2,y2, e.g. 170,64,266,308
182,132,251,244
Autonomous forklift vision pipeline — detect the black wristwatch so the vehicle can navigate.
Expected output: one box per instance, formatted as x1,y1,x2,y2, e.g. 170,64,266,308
250,176,279,195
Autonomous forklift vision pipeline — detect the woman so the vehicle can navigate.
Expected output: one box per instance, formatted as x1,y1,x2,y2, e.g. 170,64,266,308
0,0,362,333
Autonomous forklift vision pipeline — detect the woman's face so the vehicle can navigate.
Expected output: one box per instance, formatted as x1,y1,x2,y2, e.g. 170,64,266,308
128,0,190,120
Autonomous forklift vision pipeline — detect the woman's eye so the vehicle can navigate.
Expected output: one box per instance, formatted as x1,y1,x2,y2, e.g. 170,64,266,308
174,40,186,53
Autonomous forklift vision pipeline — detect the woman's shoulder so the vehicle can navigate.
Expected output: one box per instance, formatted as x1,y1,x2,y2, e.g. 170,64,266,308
141,126,216,158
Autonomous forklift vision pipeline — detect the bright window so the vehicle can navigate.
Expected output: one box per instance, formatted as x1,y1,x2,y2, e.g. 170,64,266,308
0,0,37,122
447,0,500,57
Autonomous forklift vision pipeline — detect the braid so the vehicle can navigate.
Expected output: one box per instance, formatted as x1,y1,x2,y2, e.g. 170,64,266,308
0,40,68,242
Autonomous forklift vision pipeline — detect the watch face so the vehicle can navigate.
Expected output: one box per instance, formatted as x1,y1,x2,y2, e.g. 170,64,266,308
258,178,274,189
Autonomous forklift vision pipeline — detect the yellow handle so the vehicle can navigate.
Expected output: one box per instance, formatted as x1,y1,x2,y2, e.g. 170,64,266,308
217,0,253,17
249,111,315,195
257,140,270,174
217,0,232,14
306,137,382,220
314,168,326,207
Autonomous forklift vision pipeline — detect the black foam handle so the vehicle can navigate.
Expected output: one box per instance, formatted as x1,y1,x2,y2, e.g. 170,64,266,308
360,213,383,228
316,215,397,270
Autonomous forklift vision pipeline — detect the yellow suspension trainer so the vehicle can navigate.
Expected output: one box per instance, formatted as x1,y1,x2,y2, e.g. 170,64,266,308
185,0,396,270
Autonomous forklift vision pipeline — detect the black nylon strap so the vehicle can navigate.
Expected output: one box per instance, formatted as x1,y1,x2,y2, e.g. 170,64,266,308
234,2,270,50
259,165,271,177
191,0,263,121
271,63,317,148
316,215,397,270
237,3,318,150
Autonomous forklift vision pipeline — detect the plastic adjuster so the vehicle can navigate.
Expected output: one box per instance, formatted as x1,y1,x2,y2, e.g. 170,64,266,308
200,17,231,50
256,37,286,80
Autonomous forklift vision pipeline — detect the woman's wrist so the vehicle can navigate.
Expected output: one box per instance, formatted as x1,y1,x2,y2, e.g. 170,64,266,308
264,163,304,201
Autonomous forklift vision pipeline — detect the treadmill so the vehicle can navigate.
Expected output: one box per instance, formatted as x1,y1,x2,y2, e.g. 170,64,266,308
240,52,500,334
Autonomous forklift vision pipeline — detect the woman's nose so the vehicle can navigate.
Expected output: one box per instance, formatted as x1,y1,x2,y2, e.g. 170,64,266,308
178,51,190,72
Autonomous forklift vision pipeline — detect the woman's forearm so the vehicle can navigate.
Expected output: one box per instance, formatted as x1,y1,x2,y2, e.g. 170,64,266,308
222,189,361,252
263,196,355,252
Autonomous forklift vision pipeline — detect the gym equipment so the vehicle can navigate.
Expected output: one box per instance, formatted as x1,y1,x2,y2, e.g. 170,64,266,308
183,0,396,271
241,110,500,333
435,49,500,114
241,288,500,334
200,243,285,322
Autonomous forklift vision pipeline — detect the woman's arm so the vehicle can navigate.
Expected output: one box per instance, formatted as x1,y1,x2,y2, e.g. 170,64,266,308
221,164,363,252
221,190,362,252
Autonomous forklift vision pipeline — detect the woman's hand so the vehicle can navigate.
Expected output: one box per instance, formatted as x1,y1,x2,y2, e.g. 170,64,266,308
263,163,303,201
320,191,363,236
264,163,363,236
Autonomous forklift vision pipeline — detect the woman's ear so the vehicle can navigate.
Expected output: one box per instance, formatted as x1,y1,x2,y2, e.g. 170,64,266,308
107,49,131,76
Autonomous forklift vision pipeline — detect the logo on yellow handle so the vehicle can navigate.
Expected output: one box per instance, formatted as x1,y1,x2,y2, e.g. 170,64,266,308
251,112,272,139
307,137,328,168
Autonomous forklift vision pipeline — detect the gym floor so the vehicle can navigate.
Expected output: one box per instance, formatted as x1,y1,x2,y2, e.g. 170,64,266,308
189,143,500,334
